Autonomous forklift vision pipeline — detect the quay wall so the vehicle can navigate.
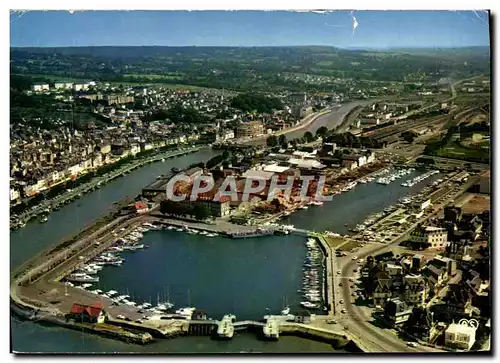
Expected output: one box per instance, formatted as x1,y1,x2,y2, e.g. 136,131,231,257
314,236,332,314
279,324,364,352
10,300,153,345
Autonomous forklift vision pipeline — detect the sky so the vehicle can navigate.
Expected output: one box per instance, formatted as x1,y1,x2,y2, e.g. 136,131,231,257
10,10,491,48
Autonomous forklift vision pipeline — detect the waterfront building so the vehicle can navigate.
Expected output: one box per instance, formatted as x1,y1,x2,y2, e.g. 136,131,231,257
178,196,231,217
68,302,106,324
444,322,477,351
409,225,448,249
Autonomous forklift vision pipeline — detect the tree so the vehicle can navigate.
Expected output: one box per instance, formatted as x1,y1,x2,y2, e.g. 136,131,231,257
316,126,328,138
160,200,176,215
266,135,278,147
278,134,287,147
193,204,210,221
304,131,314,143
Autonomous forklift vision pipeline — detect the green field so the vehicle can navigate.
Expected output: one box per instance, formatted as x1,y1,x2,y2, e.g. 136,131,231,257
436,140,489,161
122,73,182,80
12,73,221,92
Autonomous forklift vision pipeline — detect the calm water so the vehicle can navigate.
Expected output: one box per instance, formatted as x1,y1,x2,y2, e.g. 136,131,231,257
10,150,439,353
96,232,311,320
281,170,443,234
11,316,343,353
10,148,220,268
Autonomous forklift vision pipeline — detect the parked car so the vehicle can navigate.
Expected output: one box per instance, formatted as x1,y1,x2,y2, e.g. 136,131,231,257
116,315,126,320
407,342,417,347
326,319,337,324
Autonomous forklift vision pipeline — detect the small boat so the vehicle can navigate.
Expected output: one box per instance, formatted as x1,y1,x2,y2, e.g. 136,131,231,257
281,303,290,315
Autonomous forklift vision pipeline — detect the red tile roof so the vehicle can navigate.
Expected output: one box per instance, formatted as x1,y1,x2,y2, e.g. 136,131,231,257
135,201,148,210
70,303,104,318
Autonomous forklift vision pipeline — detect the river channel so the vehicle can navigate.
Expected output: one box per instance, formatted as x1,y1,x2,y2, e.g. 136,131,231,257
10,148,438,353
283,101,373,140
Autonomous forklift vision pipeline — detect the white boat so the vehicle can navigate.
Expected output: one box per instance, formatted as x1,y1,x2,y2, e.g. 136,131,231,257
175,307,196,317
231,228,274,239
122,244,145,251
67,273,99,283
300,301,319,309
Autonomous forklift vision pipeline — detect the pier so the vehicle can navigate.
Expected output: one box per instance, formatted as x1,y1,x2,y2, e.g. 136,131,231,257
263,318,280,340
216,314,236,339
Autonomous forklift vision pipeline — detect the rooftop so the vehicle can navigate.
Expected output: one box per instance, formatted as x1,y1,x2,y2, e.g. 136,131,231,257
446,322,477,334
263,164,290,173
425,226,446,232
242,170,275,181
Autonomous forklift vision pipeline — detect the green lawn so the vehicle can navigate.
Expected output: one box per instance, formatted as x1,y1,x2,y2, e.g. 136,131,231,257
324,236,347,249
436,140,489,161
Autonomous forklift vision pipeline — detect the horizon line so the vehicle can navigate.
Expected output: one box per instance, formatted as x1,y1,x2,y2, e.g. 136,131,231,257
10,44,490,49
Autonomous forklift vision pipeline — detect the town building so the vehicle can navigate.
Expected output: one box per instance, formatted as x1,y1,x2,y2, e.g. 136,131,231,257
236,121,264,138
31,83,50,92
384,298,412,326
299,105,313,118
372,270,393,307
73,83,90,91
444,321,477,351
54,81,74,90
402,274,427,307
479,170,490,194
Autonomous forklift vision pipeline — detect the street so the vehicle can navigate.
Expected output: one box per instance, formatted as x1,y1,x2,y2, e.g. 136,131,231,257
327,175,479,352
